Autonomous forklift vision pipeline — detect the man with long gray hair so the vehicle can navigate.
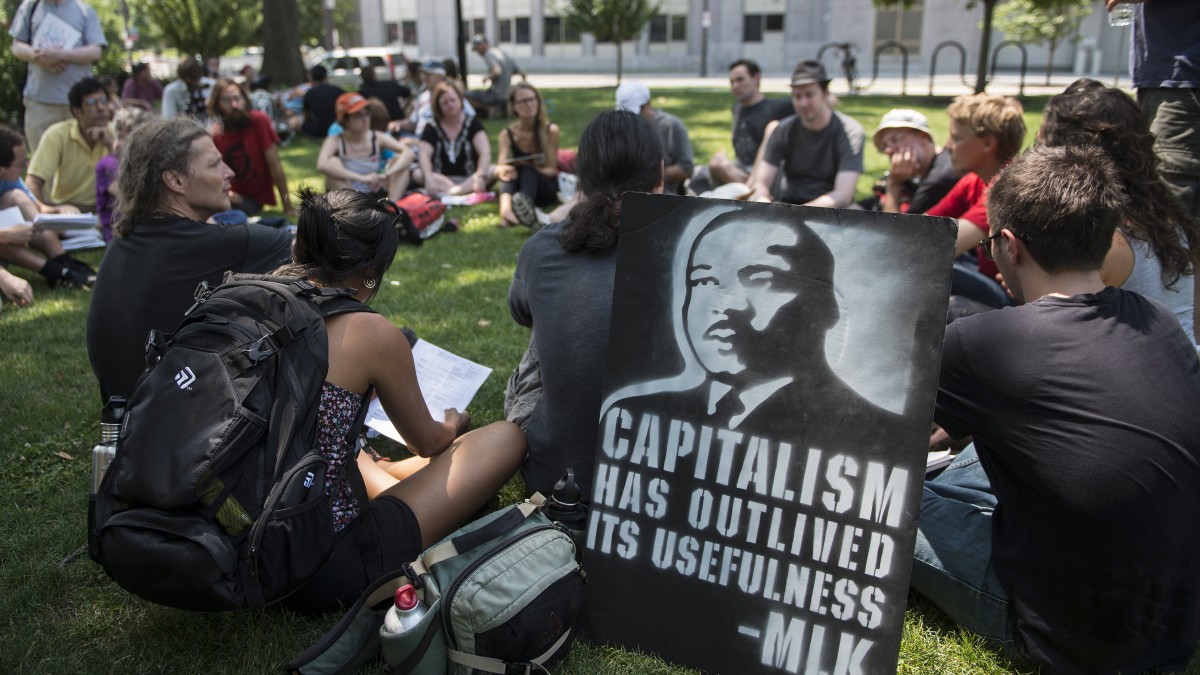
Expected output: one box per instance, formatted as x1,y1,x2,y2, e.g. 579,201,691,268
86,118,293,403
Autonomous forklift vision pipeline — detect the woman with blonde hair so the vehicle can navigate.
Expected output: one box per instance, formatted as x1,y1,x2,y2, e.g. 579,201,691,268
496,82,559,228
417,80,492,197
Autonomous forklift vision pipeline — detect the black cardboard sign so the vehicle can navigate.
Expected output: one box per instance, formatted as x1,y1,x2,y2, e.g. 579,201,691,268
582,195,956,675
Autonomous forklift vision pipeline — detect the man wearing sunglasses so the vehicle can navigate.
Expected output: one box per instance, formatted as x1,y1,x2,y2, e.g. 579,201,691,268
913,144,1200,674
26,76,111,213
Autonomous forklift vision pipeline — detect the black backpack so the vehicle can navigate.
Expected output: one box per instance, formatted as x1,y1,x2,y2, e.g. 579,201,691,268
88,274,375,611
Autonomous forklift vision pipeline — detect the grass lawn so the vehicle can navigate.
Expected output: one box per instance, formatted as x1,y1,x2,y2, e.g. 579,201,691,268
1,87,1186,674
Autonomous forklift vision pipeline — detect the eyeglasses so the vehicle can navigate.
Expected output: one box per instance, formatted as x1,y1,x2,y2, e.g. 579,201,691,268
512,97,538,106
979,229,1032,261
82,97,110,108
220,96,244,104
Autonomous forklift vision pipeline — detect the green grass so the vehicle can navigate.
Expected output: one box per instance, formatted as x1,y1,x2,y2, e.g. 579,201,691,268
1,88,1189,674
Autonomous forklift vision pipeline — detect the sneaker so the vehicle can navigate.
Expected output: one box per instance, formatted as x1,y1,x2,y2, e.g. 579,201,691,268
45,262,94,289
511,193,538,228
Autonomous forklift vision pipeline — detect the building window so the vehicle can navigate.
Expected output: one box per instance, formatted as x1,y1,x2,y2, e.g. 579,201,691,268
401,21,417,44
671,15,686,42
874,0,923,53
564,19,580,43
649,15,668,43
499,19,512,43
515,17,530,44
765,14,784,32
545,16,562,44
386,22,400,43
743,15,763,43
473,18,485,37
650,14,687,43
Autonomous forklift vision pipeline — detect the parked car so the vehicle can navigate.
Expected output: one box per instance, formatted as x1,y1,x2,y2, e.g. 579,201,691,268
311,48,409,88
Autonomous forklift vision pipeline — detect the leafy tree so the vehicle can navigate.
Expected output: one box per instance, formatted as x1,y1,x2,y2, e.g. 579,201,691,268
873,0,1084,93
559,0,659,83
298,0,359,49
993,0,1091,85
129,0,258,61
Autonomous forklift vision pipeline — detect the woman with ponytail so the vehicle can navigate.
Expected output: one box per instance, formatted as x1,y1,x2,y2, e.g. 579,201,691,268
278,188,524,612
506,110,663,499
1039,78,1199,347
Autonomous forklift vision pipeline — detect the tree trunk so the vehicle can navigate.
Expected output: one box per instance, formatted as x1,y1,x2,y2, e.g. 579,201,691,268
974,0,997,94
262,0,307,87
616,41,623,85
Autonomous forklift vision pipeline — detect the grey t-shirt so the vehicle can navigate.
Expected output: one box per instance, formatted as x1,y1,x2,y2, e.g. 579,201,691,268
651,109,694,195
763,110,865,204
484,47,519,100
9,0,107,105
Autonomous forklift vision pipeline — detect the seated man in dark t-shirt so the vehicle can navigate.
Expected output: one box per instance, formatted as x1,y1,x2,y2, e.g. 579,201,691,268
858,108,958,214
87,118,293,403
358,66,410,121
914,144,1200,673
689,59,793,195
301,65,344,138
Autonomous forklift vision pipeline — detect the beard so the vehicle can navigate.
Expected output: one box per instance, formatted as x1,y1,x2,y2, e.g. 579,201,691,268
222,108,250,128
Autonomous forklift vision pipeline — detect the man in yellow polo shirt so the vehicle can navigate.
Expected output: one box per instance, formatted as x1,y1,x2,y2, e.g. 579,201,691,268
27,77,112,213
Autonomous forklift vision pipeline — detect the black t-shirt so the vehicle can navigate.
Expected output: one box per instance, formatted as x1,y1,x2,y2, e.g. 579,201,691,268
302,83,345,137
359,80,411,120
936,287,1200,673
420,116,487,177
87,217,293,403
731,97,794,168
906,148,959,215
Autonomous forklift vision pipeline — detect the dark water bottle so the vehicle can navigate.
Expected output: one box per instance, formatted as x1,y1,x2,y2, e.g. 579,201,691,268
544,469,589,563
90,396,127,493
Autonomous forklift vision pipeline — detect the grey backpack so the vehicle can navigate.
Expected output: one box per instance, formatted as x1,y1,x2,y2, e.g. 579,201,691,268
286,494,585,674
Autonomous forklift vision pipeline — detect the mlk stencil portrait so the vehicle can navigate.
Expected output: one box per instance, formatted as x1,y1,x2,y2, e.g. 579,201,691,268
583,194,956,675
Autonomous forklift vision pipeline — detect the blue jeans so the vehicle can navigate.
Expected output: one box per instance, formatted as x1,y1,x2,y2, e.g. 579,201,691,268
911,445,1016,646
950,262,1015,310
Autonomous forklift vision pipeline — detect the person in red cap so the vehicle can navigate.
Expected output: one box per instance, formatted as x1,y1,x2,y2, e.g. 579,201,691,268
207,78,293,216
317,92,414,201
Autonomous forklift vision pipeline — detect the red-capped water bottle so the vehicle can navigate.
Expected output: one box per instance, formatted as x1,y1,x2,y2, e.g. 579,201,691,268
382,583,427,635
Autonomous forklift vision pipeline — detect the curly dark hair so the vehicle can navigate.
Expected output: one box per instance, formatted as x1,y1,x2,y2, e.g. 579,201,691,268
1040,78,1198,287
559,111,663,253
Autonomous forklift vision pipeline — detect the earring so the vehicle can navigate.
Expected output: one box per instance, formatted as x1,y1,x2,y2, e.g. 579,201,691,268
363,278,376,289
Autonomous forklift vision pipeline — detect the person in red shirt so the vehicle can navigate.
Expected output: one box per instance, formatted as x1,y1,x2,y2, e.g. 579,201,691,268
926,93,1025,312
207,78,293,217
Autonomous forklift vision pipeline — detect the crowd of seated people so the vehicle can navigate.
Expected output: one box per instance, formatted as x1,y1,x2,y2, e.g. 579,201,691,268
6,38,1200,675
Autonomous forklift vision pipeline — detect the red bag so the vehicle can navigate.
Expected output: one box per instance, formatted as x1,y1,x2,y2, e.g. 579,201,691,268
381,194,447,244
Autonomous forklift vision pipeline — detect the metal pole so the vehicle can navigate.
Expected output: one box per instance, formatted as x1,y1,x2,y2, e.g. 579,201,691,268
456,0,468,82
699,0,709,78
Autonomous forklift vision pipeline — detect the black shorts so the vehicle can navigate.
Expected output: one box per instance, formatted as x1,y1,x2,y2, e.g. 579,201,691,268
280,495,423,613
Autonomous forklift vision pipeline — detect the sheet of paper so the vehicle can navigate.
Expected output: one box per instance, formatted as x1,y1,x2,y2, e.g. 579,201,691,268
0,205,25,228
59,228,105,251
35,213,98,231
926,449,954,474
33,12,82,51
364,339,492,445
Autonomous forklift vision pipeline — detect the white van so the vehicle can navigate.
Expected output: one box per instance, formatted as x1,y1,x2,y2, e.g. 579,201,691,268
312,48,409,88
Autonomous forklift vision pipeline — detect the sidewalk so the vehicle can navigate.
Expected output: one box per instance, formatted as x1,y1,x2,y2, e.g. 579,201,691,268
474,71,1134,98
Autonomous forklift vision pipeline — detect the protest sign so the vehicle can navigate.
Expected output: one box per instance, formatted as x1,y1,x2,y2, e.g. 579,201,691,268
582,194,956,674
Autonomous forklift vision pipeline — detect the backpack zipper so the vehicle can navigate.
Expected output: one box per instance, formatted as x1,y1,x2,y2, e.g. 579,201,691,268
244,454,331,578
438,524,564,650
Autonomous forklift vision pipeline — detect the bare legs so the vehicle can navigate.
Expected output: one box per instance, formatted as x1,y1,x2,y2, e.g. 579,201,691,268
357,421,526,548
